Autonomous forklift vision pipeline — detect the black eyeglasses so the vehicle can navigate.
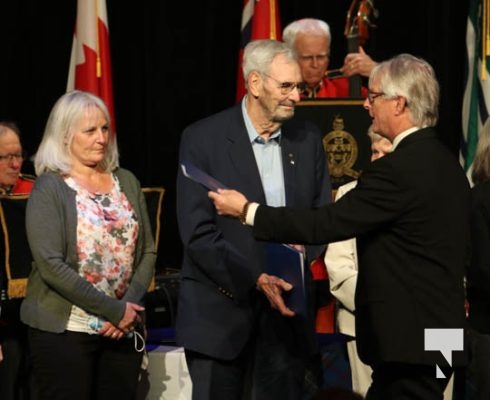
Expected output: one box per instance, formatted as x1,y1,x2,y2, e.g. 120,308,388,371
367,90,385,104
263,73,307,95
0,153,24,163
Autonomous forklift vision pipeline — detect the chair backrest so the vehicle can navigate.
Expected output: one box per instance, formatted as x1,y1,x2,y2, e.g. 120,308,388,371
141,187,165,292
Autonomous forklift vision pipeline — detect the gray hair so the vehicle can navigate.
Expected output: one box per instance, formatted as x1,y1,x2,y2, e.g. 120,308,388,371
282,18,331,49
369,53,439,127
242,39,296,87
472,117,490,184
34,90,119,176
0,121,21,138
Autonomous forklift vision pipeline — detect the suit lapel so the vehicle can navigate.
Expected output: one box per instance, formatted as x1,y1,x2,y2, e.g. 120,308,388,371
280,126,297,206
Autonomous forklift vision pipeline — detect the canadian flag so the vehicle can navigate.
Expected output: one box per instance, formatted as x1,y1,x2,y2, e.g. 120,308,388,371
67,0,116,133
236,0,282,102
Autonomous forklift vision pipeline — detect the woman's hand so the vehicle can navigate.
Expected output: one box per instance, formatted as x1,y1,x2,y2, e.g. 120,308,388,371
117,302,144,334
98,321,126,340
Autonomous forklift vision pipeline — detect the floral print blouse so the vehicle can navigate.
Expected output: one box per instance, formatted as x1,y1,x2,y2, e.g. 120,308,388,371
65,174,139,333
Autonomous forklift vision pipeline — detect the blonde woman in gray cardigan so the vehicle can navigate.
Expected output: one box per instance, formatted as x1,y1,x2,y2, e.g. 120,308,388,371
21,91,156,400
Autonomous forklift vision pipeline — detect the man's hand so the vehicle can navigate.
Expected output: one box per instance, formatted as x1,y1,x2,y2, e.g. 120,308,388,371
288,244,305,254
208,189,248,218
256,273,295,317
341,46,377,78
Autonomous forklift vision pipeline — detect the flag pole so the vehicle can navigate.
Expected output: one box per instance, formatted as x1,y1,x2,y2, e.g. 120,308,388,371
269,1,278,39
482,0,487,80
96,0,102,79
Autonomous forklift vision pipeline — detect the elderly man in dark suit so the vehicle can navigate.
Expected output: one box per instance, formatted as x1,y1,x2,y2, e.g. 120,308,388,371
176,39,331,400
210,53,470,400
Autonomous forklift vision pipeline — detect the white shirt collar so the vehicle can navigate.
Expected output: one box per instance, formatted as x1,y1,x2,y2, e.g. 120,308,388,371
391,126,421,151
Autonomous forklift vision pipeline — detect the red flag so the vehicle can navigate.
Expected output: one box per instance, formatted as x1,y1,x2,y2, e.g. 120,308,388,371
67,0,116,133
236,0,282,102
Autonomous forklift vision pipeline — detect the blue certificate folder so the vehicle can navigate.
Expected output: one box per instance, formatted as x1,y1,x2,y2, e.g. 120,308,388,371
180,161,227,192
265,243,306,318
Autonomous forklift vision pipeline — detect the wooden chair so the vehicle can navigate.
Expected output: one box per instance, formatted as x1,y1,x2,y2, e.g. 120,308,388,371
141,187,165,292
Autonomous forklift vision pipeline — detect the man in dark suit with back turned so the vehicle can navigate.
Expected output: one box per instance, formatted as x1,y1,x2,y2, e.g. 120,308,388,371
210,53,470,400
176,39,331,400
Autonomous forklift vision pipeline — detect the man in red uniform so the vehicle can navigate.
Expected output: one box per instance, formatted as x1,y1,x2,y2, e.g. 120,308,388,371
0,121,34,400
282,18,374,99
0,122,34,195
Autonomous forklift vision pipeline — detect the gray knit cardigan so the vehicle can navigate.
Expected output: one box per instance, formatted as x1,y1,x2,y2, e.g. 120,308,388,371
20,168,156,333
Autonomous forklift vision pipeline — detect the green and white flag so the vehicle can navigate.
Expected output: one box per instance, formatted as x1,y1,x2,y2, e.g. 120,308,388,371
461,0,490,185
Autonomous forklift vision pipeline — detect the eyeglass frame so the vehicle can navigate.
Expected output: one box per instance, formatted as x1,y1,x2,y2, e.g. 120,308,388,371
367,90,386,104
297,54,329,64
262,73,307,95
0,153,25,163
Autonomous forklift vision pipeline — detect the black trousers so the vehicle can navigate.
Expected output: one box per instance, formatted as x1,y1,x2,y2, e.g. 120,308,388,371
365,362,452,400
0,299,31,400
467,331,490,400
28,327,143,400
0,323,31,400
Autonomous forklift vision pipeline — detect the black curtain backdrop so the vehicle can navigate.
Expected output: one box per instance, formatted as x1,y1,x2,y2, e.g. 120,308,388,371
0,0,470,271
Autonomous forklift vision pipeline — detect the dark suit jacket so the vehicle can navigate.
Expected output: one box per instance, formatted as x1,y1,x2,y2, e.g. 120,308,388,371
467,181,490,333
176,103,331,360
253,128,470,367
